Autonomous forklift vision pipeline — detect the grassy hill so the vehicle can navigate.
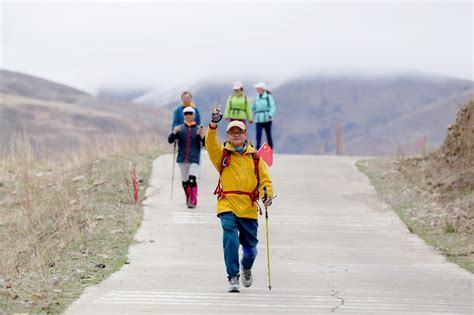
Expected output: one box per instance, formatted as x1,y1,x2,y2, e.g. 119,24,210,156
0,69,170,312
344,88,474,155
0,70,171,157
358,97,474,273
271,75,473,155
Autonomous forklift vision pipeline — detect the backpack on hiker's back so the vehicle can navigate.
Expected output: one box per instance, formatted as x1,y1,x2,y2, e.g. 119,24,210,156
252,91,275,124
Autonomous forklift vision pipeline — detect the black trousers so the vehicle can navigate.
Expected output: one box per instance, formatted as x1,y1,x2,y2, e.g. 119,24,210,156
256,121,273,150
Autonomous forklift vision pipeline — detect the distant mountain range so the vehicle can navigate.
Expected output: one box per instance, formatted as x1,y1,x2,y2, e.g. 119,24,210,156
271,75,473,155
0,70,170,156
125,74,473,155
2,69,473,156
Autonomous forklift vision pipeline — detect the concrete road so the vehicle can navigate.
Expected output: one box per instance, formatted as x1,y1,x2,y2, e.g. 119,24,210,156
67,154,473,314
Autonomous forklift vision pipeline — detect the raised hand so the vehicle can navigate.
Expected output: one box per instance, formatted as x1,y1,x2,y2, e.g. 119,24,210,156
173,125,182,134
197,125,205,137
211,102,223,123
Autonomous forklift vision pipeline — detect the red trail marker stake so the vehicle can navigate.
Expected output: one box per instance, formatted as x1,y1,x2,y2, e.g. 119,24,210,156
131,164,139,204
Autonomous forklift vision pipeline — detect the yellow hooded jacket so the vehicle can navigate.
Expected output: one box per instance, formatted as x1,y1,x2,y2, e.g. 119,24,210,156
206,125,273,219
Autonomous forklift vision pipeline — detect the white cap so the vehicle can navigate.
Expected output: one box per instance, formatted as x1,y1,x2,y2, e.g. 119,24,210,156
233,81,243,90
226,120,246,132
254,82,267,89
183,107,195,114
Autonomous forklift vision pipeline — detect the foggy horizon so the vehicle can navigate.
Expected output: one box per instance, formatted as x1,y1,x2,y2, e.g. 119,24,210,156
1,1,472,93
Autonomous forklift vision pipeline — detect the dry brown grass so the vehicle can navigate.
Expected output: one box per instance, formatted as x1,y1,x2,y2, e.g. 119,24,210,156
0,92,172,159
0,132,168,312
356,98,474,273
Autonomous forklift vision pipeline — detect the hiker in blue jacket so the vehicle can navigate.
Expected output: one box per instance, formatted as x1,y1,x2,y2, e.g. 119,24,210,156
252,82,275,150
171,91,202,130
168,106,205,208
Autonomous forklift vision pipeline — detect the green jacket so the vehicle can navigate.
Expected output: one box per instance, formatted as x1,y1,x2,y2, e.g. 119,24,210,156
224,94,254,121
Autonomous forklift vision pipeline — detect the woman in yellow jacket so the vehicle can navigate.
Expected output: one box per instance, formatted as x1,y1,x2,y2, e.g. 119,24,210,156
206,104,273,293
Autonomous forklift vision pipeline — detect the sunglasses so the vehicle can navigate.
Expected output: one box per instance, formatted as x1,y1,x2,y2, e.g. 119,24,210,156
184,112,194,116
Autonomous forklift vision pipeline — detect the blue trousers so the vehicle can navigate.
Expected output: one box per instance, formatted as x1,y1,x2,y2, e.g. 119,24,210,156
256,121,273,150
219,212,258,279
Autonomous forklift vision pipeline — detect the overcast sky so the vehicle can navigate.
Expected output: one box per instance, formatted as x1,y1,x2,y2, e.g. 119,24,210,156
1,1,473,93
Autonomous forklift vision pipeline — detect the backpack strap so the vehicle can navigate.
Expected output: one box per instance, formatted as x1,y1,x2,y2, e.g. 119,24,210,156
229,96,234,112
251,152,260,187
214,143,231,198
219,145,232,175
213,146,261,209
251,151,262,214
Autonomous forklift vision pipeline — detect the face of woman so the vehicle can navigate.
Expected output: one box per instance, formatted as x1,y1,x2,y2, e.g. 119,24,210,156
256,87,265,95
233,89,243,96
227,127,247,147
182,94,192,105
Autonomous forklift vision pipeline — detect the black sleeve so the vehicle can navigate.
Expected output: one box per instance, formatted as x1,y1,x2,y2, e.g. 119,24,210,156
168,132,178,143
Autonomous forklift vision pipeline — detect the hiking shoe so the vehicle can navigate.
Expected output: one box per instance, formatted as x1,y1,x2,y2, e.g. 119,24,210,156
241,268,253,287
228,276,240,293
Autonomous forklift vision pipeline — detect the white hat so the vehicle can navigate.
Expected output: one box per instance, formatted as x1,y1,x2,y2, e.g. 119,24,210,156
226,120,246,132
183,107,195,114
233,81,243,90
254,82,267,89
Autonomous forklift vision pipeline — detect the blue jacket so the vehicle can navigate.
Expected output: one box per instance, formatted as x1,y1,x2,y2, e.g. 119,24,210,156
252,92,275,123
168,124,204,164
171,105,201,130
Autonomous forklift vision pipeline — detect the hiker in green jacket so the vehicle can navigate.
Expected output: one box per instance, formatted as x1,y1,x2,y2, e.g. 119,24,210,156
224,82,254,125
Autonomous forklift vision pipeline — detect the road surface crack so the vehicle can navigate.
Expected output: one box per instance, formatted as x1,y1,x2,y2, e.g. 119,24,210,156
330,289,344,312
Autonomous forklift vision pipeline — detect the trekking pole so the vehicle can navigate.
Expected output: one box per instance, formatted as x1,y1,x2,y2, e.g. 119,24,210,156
263,186,272,290
170,140,177,200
